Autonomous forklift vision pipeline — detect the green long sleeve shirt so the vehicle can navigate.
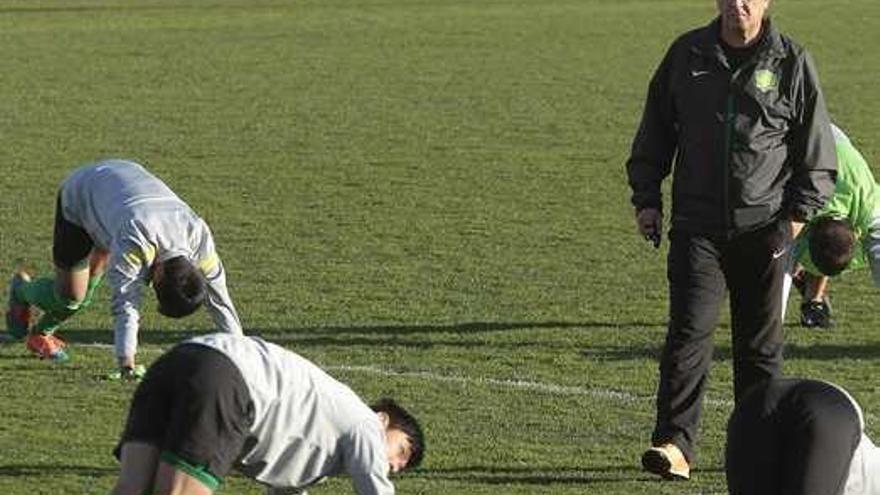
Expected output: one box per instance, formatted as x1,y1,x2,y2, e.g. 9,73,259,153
796,124,880,275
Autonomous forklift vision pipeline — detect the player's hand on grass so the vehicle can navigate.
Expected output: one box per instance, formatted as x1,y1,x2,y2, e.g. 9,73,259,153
106,364,146,382
108,355,145,381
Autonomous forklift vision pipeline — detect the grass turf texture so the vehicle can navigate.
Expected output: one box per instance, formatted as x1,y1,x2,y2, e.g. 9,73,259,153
1,0,880,493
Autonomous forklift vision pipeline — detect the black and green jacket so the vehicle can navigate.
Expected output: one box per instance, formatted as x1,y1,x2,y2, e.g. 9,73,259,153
626,18,837,237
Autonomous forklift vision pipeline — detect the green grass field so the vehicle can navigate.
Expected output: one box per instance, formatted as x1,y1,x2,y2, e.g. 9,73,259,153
2,1,880,493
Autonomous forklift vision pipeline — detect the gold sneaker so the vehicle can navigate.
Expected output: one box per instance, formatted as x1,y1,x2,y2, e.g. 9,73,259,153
641,443,690,480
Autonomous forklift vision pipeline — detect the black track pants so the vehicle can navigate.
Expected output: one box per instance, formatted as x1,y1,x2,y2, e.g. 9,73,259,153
652,222,787,462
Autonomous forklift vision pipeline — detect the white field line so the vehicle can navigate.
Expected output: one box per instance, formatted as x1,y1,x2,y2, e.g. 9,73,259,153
325,364,736,409
81,343,122,349
83,342,734,408
80,342,729,409
85,343,880,427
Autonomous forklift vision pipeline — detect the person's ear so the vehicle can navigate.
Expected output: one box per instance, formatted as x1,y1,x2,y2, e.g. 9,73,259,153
377,411,390,429
149,261,162,285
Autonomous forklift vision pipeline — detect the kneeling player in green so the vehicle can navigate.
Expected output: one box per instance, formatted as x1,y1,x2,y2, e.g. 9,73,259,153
5,159,242,376
784,124,880,328
111,333,425,495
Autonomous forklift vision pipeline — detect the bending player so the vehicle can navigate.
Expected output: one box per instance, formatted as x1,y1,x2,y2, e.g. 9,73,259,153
785,124,880,328
726,377,879,495
110,333,425,495
5,159,242,377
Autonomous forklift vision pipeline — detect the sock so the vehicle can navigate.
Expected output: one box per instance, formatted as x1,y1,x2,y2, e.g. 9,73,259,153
17,277,79,313
17,276,87,334
84,273,104,306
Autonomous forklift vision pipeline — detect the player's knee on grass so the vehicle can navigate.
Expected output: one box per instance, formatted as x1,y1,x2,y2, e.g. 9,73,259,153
112,442,160,495
154,452,220,494
153,256,206,318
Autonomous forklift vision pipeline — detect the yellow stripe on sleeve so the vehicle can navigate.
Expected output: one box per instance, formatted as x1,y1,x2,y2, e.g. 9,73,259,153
142,245,156,265
122,250,141,269
122,245,157,270
198,252,219,275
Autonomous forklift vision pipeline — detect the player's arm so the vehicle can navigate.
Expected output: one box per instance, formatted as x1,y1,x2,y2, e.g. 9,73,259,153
195,221,243,335
349,471,395,495
107,242,150,369
344,425,396,495
784,52,837,225
626,43,678,247
866,216,880,287
199,253,243,335
833,134,880,287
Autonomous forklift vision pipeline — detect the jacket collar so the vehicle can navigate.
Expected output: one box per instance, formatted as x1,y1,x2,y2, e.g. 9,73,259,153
691,17,786,63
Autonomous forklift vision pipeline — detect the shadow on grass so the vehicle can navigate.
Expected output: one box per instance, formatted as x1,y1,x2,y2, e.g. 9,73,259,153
0,353,29,360
580,342,880,362
53,324,880,360
0,463,114,477
0,462,724,487
415,464,723,485
784,342,880,360
56,320,665,345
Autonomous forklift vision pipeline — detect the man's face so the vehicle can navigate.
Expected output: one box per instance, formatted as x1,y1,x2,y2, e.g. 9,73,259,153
384,428,413,474
717,0,770,34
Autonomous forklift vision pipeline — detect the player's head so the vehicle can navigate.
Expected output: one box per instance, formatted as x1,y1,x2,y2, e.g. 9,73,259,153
152,256,206,318
808,216,856,276
371,398,425,474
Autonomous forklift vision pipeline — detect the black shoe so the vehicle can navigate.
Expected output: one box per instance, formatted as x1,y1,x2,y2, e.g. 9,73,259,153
800,300,834,329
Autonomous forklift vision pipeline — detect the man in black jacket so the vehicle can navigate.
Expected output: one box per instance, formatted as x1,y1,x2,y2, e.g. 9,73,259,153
626,0,837,480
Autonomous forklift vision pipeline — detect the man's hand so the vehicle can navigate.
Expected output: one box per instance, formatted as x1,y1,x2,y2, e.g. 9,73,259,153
636,208,663,248
790,221,805,240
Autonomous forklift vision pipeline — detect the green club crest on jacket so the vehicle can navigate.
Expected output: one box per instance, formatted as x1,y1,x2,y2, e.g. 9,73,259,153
754,69,778,92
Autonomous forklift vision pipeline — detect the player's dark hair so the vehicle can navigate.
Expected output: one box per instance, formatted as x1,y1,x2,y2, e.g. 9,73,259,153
808,216,856,276
371,397,426,471
153,256,206,318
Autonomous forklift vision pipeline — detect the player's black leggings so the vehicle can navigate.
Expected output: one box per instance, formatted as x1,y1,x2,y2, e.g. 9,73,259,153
725,378,861,495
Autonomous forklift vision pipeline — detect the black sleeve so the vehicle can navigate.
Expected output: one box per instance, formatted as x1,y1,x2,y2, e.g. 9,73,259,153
784,50,837,223
626,42,679,212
